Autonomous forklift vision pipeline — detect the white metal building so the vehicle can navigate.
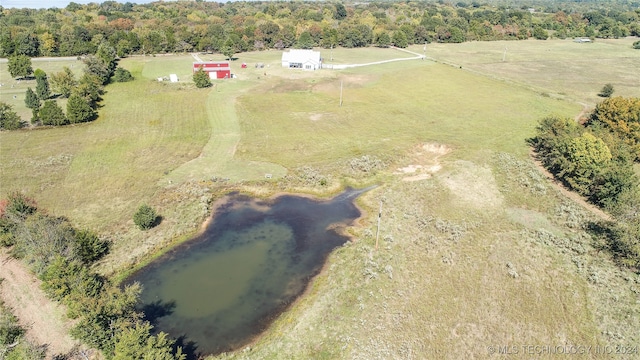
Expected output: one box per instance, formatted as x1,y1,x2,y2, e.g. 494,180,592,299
281,49,321,70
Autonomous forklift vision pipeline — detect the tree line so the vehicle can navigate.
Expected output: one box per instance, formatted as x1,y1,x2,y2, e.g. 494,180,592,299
1,43,133,131
531,96,640,270
0,0,638,59
0,193,185,359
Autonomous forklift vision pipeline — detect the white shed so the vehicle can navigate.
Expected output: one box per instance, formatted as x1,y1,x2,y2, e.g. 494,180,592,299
282,49,321,70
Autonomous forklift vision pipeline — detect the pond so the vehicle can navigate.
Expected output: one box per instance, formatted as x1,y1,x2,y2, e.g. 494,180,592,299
124,188,369,356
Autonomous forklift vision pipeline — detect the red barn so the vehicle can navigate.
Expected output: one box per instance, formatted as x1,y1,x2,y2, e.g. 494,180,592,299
192,61,231,79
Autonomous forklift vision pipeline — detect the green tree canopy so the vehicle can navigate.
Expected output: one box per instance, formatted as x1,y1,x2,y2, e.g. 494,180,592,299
67,94,95,124
376,32,391,48
193,67,211,88
7,54,33,79
533,26,549,40
24,87,40,110
296,31,315,49
113,67,133,82
133,204,158,230
39,100,68,126
598,83,614,97
393,31,409,48
50,67,77,98
35,71,51,100
24,87,41,121
565,132,612,193
113,322,186,360
0,102,24,130
74,73,104,106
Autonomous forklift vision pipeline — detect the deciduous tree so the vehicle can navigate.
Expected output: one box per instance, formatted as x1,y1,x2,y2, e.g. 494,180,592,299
50,67,77,98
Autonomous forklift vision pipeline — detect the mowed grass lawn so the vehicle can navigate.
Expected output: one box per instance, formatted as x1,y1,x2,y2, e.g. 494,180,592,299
0,57,85,120
0,57,210,231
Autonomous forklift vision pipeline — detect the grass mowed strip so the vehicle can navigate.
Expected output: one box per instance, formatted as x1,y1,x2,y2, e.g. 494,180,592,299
419,38,640,106
0,56,210,231
162,80,287,185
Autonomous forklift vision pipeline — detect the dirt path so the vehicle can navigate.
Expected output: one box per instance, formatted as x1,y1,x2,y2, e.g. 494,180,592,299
530,151,612,221
574,102,591,122
0,251,78,358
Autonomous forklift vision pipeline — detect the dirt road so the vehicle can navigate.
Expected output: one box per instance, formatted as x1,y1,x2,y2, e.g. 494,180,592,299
0,251,78,358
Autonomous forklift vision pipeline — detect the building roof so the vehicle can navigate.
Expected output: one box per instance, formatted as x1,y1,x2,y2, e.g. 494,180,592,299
282,49,321,65
193,62,231,71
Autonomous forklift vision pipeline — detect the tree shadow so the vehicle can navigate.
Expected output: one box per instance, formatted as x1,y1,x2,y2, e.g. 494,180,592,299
152,215,164,228
141,299,176,325
174,335,200,360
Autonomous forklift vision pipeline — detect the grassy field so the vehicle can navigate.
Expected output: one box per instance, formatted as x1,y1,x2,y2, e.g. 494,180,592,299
1,41,639,359
417,38,640,107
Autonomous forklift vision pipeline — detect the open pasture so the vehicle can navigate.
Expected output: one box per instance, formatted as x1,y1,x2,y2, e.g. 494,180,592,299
1,43,639,359
235,59,579,168
0,56,210,232
417,38,640,107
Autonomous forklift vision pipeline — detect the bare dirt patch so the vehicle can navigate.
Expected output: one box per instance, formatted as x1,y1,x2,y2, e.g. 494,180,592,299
394,143,450,181
0,251,79,358
440,160,504,209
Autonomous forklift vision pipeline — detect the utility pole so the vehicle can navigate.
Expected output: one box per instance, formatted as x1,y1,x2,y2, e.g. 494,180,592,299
375,200,382,250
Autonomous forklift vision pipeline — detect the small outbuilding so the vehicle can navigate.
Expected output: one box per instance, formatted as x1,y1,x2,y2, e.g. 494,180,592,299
193,61,231,79
281,49,321,70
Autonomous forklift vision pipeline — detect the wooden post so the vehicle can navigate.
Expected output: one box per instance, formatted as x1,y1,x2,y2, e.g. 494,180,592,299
339,80,343,107
375,200,382,250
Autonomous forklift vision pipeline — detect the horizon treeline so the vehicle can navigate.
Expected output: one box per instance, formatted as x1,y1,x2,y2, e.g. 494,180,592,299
1,0,639,58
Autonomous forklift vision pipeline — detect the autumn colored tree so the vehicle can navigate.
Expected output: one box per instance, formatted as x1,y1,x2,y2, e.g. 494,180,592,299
50,67,77,98
587,97,640,160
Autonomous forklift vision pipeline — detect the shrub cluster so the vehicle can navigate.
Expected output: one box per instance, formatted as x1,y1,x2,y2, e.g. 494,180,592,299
530,97,640,270
133,204,159,230
0,193,184,359
0,300,46,359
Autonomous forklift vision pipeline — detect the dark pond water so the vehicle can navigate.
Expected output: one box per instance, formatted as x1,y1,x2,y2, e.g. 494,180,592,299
124,188,368,356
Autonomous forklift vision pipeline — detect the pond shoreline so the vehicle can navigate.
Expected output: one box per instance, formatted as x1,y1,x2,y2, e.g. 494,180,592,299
122,185,378,357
